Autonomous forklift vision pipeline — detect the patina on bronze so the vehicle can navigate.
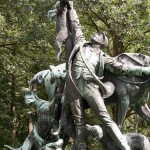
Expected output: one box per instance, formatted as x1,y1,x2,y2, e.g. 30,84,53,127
4,1,150,150
57,1,150,150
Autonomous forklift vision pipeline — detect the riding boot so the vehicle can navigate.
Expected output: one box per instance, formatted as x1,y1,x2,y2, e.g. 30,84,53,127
107,124,131,150
76,124,88,150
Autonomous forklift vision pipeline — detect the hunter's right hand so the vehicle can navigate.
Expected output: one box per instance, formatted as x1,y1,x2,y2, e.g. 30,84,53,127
142,67,150,76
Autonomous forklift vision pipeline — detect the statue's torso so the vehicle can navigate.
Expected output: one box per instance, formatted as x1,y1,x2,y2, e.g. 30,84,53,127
72,44,100,80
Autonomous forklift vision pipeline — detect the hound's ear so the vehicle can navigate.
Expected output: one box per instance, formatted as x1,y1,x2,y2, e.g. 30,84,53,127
37,75,43,83
50,65,60,78
49,65,55,72
36,70,49,84
42,70,50,79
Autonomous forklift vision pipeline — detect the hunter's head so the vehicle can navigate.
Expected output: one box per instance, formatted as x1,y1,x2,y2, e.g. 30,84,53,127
91,32,108,49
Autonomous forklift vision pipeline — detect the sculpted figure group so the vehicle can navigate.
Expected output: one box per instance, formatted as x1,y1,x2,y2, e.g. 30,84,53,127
4,1,150,150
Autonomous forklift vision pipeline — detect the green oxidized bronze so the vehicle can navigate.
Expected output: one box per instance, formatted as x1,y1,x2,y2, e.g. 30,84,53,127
4,1,150,150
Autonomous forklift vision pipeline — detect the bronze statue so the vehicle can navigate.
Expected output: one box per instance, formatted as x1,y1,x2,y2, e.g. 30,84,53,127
56,1,150,150
28,63,66,100
30,53,150,133
28,55,150,149
29,63,66,127
48,1,73,63
28,64,76,150
4,1,150,150
104,53,150,131
86,124,150,150
4,88,63,150
5,57,149,150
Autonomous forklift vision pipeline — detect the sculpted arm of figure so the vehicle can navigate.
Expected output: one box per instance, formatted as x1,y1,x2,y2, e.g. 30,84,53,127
142,67,150,76
104,53,150,76
68,2,85,45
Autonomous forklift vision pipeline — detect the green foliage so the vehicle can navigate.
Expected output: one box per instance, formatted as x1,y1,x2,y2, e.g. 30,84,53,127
76,0,150,56
0,0,57,148
0,0,150,149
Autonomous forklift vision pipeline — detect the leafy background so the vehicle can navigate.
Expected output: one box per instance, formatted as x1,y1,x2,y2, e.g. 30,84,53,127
0,0,150,149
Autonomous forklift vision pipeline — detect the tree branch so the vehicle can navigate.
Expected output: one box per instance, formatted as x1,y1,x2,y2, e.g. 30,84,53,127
0,43,17,47
144,30,150,33
88,16,99,32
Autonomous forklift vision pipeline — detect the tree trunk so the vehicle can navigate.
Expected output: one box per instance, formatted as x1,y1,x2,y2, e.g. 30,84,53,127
113,34,124,56
11,74,17,146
